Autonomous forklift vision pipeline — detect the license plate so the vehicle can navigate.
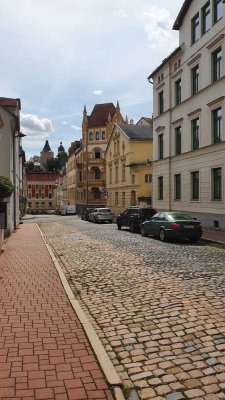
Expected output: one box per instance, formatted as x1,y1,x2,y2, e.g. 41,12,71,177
183,225,194,228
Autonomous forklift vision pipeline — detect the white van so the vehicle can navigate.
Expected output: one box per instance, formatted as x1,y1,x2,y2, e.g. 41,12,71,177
61,205,76,215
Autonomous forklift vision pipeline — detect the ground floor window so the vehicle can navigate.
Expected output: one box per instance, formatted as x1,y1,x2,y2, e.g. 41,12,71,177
212,167,222,200
158,177,163,200
131,190,136,206
93,188,101,199
174,174,181,200
191,171,199,200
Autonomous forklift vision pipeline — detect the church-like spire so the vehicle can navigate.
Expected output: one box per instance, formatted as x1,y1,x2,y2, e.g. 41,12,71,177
42,140,51,152
116,100,120,110
125,115,128,124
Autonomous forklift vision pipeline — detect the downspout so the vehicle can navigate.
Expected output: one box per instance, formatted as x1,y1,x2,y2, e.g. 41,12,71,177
168,62,172,211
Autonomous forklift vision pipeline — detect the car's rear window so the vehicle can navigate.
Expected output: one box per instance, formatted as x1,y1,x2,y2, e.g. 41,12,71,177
98,208,111,213
168,213,193,221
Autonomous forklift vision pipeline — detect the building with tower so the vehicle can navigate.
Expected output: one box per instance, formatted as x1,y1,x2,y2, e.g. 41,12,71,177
40,140,54,168
77,101,124,210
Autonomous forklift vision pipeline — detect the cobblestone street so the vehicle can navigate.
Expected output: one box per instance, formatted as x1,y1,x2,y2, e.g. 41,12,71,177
40,217,225,400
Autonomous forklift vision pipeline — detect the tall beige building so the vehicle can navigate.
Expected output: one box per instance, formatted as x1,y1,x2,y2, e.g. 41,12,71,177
149,0,225,229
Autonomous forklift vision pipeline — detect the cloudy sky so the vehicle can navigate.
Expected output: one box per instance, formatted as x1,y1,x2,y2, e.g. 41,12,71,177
0,0,183,159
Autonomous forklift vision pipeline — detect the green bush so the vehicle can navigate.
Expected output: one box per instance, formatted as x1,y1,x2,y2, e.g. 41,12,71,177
4,228,10,239
0,176,14,200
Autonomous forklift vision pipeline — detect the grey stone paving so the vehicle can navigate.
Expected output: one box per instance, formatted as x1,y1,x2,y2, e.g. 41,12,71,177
40,218,225,400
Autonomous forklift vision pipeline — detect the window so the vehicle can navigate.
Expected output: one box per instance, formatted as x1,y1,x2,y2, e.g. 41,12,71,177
212,167,222,200
95,148,101,159
102,131,106,140
49,193,52,199
214,0,223,23
192,118,200,149
94,168,100,180
158,177,163,200
28,184,31,189
49,202,52,207
192,13,200,44
96,131,99,140
115,165,118,183
212,47,222,81
145,174,152,183
202,2,211,34
122,192,125,207
213,108,222,143
131,174,135,184
191,171,199,200
192,65,199,94
175,126,181,155
110,168,112,184
89,132,93,141
115,192,118,206
175,174,181,200
93,188,101,199
79,171,82,181
159,91,164,114
28,202,32,208
122,164,126,181
131,190,136,206
175,79,181,105
158,133,164,159
36,193,39,199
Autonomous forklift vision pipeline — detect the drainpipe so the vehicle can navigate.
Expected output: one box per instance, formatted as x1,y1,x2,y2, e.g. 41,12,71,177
12,131,17,230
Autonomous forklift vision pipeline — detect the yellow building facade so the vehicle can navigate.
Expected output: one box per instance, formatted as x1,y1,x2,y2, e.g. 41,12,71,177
105,123,153,215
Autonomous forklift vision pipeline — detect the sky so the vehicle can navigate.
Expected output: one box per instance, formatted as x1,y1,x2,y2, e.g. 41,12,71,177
0,0,184,159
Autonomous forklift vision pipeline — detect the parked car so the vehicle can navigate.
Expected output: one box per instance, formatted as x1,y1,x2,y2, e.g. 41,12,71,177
89,208,113,223
80,208,93,221
61,205,76,216
117,207,157,233
55,208,62,215
140,212,203,243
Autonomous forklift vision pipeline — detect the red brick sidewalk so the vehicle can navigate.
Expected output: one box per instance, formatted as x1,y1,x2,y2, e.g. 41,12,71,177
0,224,114,400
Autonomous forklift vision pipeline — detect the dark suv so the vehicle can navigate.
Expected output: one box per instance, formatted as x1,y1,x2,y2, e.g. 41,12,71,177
117,207,157,233
80,208,93,221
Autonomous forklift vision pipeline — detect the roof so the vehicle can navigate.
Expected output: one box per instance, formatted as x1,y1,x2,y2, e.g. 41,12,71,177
148,46,182,79
42,140,52,152
117,124,153,140
173,0,192,31
0,97,21,109
136,117,153,125
88,103,116,128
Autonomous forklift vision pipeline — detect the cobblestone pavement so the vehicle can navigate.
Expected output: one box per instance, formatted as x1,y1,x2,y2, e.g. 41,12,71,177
40,218,225,400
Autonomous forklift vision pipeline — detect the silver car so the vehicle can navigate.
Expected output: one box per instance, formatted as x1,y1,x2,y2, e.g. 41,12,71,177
89,208,113,223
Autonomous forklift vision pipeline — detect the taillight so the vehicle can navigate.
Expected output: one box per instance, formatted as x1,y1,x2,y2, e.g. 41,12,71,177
169,223,181,230
195,223,202,231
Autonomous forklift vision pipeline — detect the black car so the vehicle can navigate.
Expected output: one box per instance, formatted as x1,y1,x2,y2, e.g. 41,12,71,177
117,207,157,233
80,207,93,221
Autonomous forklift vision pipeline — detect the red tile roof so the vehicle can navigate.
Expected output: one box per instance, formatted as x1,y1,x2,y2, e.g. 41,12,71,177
88,103,116,128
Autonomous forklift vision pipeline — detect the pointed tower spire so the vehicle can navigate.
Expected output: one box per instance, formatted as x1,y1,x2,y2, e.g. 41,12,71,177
107,112,112,122
116,100,120,110
125,115,128,124
83,105,87,115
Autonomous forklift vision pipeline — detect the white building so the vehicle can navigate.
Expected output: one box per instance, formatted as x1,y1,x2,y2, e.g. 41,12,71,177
0,98,22,236
149,0,225,229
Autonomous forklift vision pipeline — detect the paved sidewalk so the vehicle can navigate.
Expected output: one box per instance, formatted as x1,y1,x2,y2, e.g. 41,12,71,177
202,228,225,245
0,224,114,400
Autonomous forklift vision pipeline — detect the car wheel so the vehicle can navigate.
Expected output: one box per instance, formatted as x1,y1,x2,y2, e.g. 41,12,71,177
159,228,166,242
140,226,146,237
117,224,121,230
94,217,98,223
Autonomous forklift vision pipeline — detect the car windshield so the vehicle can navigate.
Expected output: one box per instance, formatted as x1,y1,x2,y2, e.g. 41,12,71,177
98,208,111,213
168,213,193,221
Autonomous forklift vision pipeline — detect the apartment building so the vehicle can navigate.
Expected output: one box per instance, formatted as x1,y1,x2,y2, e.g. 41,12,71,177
26,172,57,213
78,102,124,209
105,123,153,215
148,0,225,228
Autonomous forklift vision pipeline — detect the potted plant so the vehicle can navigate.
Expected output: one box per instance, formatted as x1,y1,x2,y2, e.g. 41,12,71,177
0,176,14,202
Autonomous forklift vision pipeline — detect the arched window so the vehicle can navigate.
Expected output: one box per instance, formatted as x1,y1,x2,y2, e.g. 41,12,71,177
96,131,99,140
94,168,100,180
95,148,101,159
89,132,93,141
93,188,101,199
102,131,106,140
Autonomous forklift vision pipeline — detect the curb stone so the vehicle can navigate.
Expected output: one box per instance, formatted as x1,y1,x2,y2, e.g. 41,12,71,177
37,224,126,400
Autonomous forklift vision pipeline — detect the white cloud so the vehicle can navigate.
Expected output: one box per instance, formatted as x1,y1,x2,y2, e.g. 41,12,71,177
143,6,177,51
93,90,103,95
70,125,81,131
61,121,68,125
21,113,54,137
115,8,127,18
